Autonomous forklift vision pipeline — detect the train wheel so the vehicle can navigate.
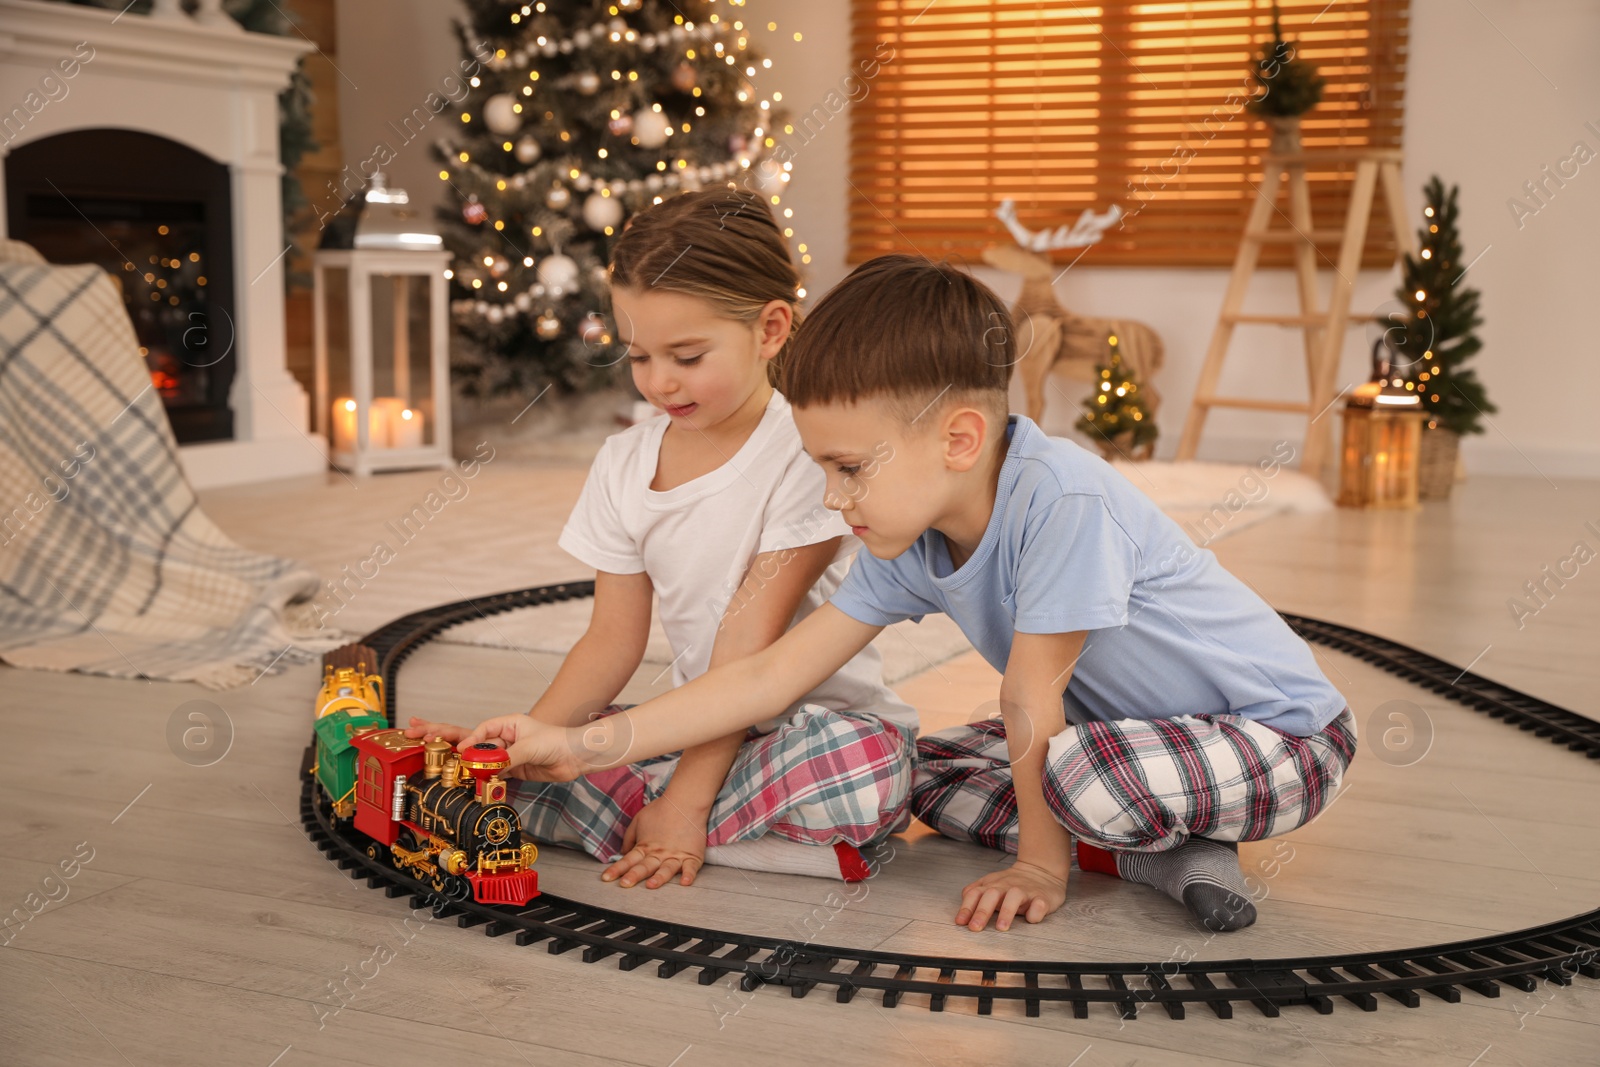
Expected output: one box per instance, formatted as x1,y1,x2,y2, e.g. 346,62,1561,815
365,844,382,862
442,873,473,903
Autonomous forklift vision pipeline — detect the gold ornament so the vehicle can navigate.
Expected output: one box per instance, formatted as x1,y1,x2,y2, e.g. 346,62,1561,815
536,311,562,339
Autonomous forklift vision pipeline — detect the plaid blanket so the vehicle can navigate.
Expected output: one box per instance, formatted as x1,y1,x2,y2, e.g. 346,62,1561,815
0,243,333,688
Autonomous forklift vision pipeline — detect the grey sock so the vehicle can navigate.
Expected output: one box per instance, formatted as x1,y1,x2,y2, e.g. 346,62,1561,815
1116,837,1258,932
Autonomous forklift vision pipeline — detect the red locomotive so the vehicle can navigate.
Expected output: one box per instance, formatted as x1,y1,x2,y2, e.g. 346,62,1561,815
312,643,540,907
349,728,541,905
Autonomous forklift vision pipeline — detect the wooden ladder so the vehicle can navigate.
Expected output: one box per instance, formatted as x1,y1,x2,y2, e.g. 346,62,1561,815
1175,147,1415,478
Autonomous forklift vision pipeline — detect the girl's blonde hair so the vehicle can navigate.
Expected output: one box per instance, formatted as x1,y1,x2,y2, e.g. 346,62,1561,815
608,187,801,386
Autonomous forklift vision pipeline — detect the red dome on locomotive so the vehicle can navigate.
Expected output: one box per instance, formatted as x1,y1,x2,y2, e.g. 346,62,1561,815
457,742,511,780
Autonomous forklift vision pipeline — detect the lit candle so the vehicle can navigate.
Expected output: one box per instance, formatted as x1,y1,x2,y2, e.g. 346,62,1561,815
370,397,407,449
331,397,358,452
391,407,424,449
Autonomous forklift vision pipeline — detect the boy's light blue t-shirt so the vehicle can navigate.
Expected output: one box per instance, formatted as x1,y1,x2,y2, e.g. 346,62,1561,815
829,415,1347,737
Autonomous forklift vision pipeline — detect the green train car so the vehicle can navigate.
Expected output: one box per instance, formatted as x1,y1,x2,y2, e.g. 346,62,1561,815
313,650,387,819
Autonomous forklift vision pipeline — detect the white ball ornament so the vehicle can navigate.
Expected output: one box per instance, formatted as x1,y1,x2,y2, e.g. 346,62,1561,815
546,184,572,210
514,136,541,164
576,70,601,95
633,107,671,149
536,254,579,291
582,192,624,232
484,93,521,135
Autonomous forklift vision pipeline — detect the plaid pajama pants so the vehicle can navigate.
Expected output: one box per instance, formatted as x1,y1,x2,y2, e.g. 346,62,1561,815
911,706,1357,855
508,703,916,863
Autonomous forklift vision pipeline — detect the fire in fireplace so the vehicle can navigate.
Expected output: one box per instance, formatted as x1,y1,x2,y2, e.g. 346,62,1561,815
5,128,237,444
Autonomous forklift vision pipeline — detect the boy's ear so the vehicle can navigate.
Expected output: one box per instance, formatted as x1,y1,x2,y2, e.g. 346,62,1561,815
755,299,793,361
942,406,991,472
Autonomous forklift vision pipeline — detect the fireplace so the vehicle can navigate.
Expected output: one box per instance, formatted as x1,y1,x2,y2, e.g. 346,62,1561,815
0,0,323,488
7,129,238,443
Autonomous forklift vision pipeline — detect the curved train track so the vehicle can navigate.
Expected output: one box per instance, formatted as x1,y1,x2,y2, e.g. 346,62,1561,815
299,581,1600,1020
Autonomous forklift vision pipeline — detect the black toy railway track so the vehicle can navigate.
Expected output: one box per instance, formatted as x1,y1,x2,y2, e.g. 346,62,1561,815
299,582,1600,1020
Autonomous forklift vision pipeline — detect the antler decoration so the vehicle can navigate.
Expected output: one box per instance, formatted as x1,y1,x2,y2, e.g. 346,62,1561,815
995,200,1124,252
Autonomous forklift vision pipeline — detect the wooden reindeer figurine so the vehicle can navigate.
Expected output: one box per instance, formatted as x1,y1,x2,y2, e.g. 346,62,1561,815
983,201,1165,427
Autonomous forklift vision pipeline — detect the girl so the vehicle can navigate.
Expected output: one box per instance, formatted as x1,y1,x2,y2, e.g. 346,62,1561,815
409,188,917,889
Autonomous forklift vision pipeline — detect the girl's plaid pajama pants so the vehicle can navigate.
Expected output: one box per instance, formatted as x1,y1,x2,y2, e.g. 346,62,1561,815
911,706,1358,854
508,703,916,863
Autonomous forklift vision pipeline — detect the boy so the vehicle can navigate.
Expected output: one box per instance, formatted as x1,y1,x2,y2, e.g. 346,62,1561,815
452,254,1357,934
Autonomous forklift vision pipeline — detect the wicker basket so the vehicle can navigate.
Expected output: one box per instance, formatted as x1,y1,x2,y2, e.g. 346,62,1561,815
1418,427,1460,500
1093,431,1155,462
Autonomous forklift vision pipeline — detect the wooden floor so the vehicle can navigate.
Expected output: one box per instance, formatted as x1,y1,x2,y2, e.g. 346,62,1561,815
2,463,1597,1066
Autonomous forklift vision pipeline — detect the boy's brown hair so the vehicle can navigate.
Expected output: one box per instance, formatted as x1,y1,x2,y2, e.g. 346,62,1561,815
608,187,800,386
778,254,1013,429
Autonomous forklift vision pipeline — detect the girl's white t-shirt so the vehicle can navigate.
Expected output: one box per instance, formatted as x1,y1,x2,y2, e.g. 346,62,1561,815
558,390,918,739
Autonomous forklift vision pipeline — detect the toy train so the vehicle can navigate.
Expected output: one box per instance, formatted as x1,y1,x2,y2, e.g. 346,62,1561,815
310,643,540,906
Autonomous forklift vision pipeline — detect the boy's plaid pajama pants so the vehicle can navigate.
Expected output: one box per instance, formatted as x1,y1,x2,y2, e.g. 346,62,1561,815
911,706,1358,854
508,703,916,863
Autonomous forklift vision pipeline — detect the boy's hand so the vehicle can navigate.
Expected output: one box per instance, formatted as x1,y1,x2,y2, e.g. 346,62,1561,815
601,797,709,888
956,860,1068,932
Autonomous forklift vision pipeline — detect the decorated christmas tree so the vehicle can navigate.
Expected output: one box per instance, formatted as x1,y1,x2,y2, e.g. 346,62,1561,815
1075,333,1158,459
436,0,792,396
1392,177,1494,435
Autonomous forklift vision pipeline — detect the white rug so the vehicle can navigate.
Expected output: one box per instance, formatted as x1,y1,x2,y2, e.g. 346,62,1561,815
439,457,1332,685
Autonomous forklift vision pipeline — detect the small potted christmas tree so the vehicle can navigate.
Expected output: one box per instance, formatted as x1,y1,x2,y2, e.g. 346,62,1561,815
1076,333,1158,461
1246,3,1325,153
1392,176,1493,499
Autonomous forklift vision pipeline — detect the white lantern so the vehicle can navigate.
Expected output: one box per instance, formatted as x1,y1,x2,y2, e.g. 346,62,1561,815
313,178,453,476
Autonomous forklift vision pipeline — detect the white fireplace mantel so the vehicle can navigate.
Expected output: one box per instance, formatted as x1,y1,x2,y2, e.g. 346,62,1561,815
0,0,327,488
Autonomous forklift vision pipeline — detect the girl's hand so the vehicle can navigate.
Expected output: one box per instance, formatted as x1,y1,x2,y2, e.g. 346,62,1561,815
461,714,584,783
601,797,709,888
404,716,472,743
956,860,1068,932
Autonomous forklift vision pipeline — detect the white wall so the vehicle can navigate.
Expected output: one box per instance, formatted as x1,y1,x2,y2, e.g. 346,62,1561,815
339,0,1600,478
332,0,465,237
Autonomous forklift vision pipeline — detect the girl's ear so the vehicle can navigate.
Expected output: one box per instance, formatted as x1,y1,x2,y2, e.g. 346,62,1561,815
754,299,793,361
